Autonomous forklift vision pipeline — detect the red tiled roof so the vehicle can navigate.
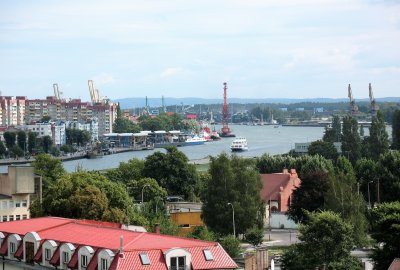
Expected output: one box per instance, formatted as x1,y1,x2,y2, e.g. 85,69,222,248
117,250,167,270
189,245,237,270
389,258,400,270
34,244,43,262
49,245,61,266
260,173,291,201
0,234,9,256
0,217,237,270
0,217,72,235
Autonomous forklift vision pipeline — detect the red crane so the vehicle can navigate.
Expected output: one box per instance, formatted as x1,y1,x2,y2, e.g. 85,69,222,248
220,82,235,137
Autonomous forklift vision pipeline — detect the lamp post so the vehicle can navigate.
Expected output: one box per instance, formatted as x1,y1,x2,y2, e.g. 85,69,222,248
367,181,373,209
141,184,150,204
227,203,236,237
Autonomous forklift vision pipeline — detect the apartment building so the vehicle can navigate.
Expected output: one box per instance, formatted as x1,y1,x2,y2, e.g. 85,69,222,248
25,97,116,136
0,217,237,270
67,119,99,141
0,96,26,127
0,165,42,223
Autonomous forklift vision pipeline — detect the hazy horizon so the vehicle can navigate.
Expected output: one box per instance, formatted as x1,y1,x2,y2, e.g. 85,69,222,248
1,1,399,100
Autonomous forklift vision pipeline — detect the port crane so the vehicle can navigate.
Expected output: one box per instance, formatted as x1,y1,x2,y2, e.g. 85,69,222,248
88,80,105,103
220,82,235,137
348,84,358,115
369,83,378,117
53,83,63,100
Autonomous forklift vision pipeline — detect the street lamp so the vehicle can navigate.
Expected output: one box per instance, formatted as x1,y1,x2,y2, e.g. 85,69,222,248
367,181,373,209
141,184,150,204
227,203,236,237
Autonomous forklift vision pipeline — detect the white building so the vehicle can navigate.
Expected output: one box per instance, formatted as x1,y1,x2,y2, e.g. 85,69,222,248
67,119,99,141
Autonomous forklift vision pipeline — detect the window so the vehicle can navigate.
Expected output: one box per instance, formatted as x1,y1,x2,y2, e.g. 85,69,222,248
100,258,108,270
170,257,185,270
9,215,14,221
62,252,69,263
2,216,7,222
8,200,14,208
203,249,214,261
10,242,16,254
81,255,88,267
139,253,150,265
45,248,51,261
22,200,28,207
22,215,27,220
15,201,21,207
16,215,21,221
2,201,7,209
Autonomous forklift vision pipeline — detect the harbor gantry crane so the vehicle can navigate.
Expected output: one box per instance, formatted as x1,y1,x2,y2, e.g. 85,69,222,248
369,83,378,117
88,80,105,103
348,84,358,115
53,83,64,100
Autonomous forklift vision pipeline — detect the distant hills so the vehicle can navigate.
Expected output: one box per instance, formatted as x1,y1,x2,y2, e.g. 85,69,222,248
114,97,400,109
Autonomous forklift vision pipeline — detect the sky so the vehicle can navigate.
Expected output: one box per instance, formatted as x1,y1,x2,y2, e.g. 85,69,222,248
0,0,400,101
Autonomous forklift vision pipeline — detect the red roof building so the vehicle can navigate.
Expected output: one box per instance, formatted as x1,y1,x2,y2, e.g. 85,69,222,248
260,169,301,214
0,217,237,270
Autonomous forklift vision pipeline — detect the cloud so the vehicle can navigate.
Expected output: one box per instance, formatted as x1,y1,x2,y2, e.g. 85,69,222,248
160,67,184,78
91,73,115,85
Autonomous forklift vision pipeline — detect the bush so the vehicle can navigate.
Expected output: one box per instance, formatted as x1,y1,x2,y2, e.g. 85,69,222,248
220,235,242,258
245,226,264,247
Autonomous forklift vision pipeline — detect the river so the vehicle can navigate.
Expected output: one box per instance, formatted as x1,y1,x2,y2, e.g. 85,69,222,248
57,125,325,172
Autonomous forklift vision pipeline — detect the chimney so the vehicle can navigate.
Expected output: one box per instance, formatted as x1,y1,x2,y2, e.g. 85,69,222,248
283,168,288,174
119,235,124,258
154,223,160,234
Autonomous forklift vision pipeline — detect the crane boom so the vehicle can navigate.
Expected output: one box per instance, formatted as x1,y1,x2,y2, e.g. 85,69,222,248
348,84,358,115
53,83,60,100
369,83,378,116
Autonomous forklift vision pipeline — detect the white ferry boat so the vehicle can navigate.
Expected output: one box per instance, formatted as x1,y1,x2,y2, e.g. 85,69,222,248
185,135,207,146
230,137,248,151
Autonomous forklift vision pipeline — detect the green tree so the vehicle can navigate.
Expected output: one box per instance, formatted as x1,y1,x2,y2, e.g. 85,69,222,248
27,132,37,154
322,128,336,143
186,226,215,241
126,177,168,204
105,158,145,184
17,131,27,151
308,140,338,161
201,154,263,236
220,235,242,258
341,115,361,165
376,151,400,202
0,141,6,158
325,157,368,246
370,202,400,270
355,158,378,207
40,171,148,226
245,226,264,247
281,211,361,270
32,154,66,191
287,170,331,223
113,117,141,133
42,135,53,153
365,111,389,160
143,147,199,199
392,109,400,149
3,131,16,149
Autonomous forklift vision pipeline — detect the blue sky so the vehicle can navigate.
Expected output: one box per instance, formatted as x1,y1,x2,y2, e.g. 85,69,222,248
0,0,399,100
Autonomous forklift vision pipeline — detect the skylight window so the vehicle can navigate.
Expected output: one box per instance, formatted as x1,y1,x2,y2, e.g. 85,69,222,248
140,253,150,265
203,249,214,261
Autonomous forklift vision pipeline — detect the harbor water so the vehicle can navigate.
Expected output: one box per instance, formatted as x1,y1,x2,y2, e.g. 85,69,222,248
62,125,325,172
0,125,326,173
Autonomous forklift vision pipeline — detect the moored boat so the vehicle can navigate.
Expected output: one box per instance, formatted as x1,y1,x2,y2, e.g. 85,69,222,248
185,136,207,145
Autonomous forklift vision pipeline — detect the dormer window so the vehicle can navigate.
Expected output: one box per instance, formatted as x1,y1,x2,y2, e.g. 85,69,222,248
140,253,150,265
170,257,185,270
10,242,16,254
62,251,69,263
203,249,214,261
100,258,108,270
45,248,51,261
81,255,88,267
